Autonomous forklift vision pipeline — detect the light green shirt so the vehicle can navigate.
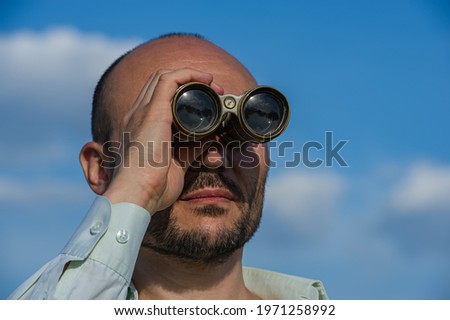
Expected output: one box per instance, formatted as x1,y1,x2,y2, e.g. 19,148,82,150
9,197,328,300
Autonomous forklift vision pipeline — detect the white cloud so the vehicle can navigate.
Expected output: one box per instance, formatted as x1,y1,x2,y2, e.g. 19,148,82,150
264,170,346,230
0,27,141,168
0,27,140,122
0,27,140,90
389,162,450,214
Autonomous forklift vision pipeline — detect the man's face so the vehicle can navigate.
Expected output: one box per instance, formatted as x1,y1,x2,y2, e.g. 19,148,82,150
112,38,270,263
144,139,269,263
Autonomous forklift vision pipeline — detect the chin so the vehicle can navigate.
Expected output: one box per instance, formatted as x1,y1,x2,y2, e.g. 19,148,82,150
173,204,241,233
142,197,259,264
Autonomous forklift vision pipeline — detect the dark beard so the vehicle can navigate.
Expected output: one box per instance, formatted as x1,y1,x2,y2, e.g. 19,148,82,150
142,171,265,265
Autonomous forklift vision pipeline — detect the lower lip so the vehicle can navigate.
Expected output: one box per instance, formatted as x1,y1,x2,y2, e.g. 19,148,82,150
182,196,232,204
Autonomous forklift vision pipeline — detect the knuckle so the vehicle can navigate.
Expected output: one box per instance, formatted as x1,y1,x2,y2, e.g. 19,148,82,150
158,72,172,82
155,69,169,77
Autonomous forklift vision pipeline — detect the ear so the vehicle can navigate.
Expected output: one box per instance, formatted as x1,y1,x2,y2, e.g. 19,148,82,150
79,142,111,195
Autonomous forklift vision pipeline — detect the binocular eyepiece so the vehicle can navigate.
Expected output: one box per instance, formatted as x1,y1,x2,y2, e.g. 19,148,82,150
172,82,290,143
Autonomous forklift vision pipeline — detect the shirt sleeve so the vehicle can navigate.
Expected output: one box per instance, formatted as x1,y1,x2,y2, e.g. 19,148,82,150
8,196,151,300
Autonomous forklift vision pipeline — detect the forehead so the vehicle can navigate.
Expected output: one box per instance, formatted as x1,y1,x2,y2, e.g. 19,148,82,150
110,37,257,113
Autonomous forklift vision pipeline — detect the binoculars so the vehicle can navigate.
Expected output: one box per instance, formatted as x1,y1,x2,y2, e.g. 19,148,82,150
172,82,290,143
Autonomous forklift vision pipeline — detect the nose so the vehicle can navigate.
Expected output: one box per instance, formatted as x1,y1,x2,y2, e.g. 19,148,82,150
200,135,227,169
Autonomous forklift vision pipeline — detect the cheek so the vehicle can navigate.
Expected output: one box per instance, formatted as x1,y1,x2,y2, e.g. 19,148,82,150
230,144,269,192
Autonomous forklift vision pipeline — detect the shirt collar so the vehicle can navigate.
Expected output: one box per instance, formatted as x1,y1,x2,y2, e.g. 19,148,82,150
128,267,327,300
243,267,328,300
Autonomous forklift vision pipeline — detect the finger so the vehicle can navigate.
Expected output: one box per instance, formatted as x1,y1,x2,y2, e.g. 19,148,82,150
210,82,224,95
127,68,216,121
124,68,217,136
121,70,173,130
120,72,158,129
129,69,173,114
131,72,157,110
150,68,214,109
135,69,173,109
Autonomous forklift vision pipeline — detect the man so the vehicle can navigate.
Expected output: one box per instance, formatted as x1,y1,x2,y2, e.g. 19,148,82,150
10,33,328,300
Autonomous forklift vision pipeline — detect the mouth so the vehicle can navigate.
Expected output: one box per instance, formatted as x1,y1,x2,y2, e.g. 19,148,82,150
179,187,235,204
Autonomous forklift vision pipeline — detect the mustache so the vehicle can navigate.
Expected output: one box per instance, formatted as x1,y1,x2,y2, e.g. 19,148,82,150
181,171,245,203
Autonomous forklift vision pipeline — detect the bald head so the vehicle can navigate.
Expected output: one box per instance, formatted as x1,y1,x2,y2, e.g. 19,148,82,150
92,34,256,143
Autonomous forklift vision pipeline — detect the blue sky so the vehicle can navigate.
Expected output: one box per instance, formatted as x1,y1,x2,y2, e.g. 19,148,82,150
1,0,449,299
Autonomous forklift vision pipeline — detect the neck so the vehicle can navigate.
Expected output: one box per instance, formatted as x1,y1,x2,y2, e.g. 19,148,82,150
132,247,259,300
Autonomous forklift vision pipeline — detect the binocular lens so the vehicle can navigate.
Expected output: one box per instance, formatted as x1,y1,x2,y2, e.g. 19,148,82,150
243,93,284,136
172,82,289,142
174,89,218,133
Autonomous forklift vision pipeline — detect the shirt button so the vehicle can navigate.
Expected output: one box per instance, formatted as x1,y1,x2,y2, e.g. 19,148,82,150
116,229,129,244
90,221,103,235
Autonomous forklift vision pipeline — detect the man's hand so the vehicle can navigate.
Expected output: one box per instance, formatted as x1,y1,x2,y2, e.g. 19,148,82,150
103,68,223,214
